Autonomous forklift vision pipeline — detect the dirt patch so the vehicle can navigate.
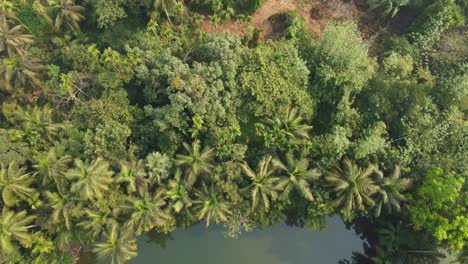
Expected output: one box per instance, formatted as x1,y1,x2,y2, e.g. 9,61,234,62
200,0,367,39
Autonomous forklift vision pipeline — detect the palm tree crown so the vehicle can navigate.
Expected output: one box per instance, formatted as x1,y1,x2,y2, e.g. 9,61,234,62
326,159,379,218
0,208,37,254
125,190,170,235
0,15,34,57
46,0,85,32
273,154,321,201
92,222,137,264
193,184,231,226
264,108,312,141
0,162,36,206
373,166,412,217
241,156,283,212
65,158,114,201
174,140,214,186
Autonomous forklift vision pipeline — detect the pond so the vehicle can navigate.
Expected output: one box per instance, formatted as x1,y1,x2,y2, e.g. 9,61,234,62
80,216,365,264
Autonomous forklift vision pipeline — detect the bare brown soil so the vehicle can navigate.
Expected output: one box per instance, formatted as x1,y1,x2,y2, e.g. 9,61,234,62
200,0,367,39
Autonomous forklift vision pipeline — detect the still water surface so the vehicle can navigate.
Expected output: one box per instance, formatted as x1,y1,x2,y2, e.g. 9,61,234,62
82,216,364,264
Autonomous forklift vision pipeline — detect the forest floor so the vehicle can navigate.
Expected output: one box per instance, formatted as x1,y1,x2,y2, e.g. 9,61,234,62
200,0,367,38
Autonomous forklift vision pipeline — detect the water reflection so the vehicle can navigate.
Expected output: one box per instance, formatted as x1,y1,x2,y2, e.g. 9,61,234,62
128,216,364,264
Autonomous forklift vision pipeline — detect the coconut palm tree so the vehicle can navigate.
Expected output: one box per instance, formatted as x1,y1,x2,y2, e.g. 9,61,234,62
373,166,412,217
0,55,45,91
77,208,114,239
166,169,192,213
0,15,34,57
0,208,37,254
174,140,214,186
0,162,36,207
65,158,114,201
44,191,80,230
241,156,282,212
116,160,147,194
264,107,312,142
125,190,170,235
145,0,178,22
10,104,67,140
193,184,231,226
45,0,85,32
325,159,379,217
92,222,137,264
367,0,410,18
273,154,321,201
33,149,71,192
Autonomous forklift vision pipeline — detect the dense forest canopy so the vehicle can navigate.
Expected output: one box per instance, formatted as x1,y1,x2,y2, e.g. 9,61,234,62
0,0,467,263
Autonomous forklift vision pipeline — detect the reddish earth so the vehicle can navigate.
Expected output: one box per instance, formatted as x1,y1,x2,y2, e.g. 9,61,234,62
200,0,367,39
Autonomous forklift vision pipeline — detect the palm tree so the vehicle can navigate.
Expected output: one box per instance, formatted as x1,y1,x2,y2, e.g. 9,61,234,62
92,222,137,264
166,169,192,213
145,0,178,22
125,190,170,235
65,158,114,201
241,156,282,212
373,166,412,217
0,15,34,57
0,208,37,254
273,154,321,201
0,55,45,91
45,0,85,32
174,140,214,186
367,0,410,18
325,159,379,217
11,105,67,139
33,149,71,192
116,160,147,194
0,162,36,207
193,184,231,226
77,208,114,239
44,191,80,230
263,108,312,143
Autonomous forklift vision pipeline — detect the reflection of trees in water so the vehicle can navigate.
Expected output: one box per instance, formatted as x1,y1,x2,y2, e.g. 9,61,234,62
340,216,447,264
145,230,174,250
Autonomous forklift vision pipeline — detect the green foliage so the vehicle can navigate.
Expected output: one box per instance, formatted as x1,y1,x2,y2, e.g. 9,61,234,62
326,159,379,220
410,0,464,50
367,0,412,18
409,167,467,250
94,0,128,28
238,41,313,118
307,21,376,103
0,1,464,262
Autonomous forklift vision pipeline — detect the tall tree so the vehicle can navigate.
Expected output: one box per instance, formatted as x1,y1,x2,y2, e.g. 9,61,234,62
264,108,312,143
45,0,85,32
146,0,178,22
166,169,192,213
193,184,232,226
33,149,71,192
326,159,379,218
174,140,214,187
373,166,412,217
0,15,33,57
273,154,321,201
10,105,66,140
44,191,80,230
92,222,137,264
0,162,36,207
0,209,37,255
241,156,282,212
116,160,147,194
65,158,114,201
125,190,170,235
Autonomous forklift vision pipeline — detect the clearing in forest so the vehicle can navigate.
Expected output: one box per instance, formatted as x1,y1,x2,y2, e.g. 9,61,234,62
200,0,366,38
